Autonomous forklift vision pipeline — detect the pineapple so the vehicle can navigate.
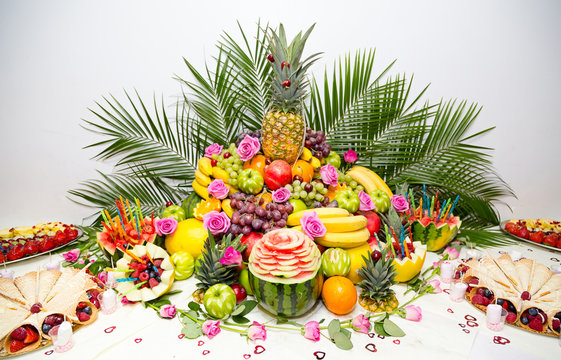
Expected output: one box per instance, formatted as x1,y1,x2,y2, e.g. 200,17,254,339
261,24,320,164
357,249,399,312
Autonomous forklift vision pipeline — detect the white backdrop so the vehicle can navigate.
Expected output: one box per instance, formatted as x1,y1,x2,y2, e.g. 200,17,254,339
1,0,560,228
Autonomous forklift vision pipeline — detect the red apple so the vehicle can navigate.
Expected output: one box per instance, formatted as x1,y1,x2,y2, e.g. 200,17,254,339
230,283,247,304
240,232,263,260
357,211,381,236
264,160,292,190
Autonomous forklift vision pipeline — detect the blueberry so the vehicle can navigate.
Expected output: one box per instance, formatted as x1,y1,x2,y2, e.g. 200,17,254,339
150,271,158,279
483,289,493,298
155,276,161,282
520,316,529,325
496,299,504,306
42,323,52,335
508,303,516,313
528,308,538,317
555,312,561,320
82,306,92,315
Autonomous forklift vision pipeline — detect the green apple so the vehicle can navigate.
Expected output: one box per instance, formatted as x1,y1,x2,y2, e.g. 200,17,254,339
238,268,253,296
170,251,195,280
334,189,360,214
237,169,264,195
325,151,342,169
370,190,391,213
289,199,307,214
203,283,237,319
161,205,186,222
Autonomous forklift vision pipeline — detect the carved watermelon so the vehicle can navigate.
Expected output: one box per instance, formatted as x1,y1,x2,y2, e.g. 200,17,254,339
181,192,202,219
248,229,323,318
97,217,157,260
411,216,461,251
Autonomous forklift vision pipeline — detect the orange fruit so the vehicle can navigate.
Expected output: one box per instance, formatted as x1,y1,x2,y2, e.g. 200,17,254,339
292,160,314,183
243,155,267,177
321,275,357,315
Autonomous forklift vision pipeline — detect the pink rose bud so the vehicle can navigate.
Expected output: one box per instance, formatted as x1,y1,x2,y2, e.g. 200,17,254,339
272,187,291,203
300,211,327,239
390,195,410,213
404,305,422,322
205,143,223,158
428,279,442,293
302,321,320,342
320,164,338,187
236,135,261,162
207,179,230,200
159,304,176,319
444,246,459,260
247,321,267,342
343,149,357,163
351,314,371,333
358,190,376,211
62,249,80,262
219,246,242,266
203,211,231,235
202,320,221,339
155,217,178,236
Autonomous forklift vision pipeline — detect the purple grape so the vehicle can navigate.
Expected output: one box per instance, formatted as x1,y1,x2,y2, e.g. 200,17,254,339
282,212,288,220
276,219,287,228
269,203,278,211
231,211,241,224
312,202,322,208
304,183,313,192
272,210,281,221
285,204,294,213
242,225,252,236
310,137,317,145
265,203,271,211
243,214,254,225
322,148,330,158
246,203,256,214
262,222,271,231
252,219,264,230
230,224,241,234
255,206,266,218
277,204,285,213
266,211,272,219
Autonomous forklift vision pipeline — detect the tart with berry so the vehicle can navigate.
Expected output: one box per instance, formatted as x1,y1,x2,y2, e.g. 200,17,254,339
502,218,561,251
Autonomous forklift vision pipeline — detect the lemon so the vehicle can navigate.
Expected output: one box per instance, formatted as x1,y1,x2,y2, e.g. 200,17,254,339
345,242,372,284
165,219,208,257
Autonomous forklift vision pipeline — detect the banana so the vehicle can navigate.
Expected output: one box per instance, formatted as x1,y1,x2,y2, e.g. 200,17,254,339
317,215,368,233
309,156,321,169
287,208,350,227
347,166,393,197
195,169,212,187
293,226,369,248
192,180,209,200
301,147,312,161
212,167,230,182
198,157,213,176
222,199,234,218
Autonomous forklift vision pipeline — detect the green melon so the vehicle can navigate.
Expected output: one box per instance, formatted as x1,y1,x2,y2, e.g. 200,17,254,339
181,192,202,219
411,216,461,251
248,269,323,318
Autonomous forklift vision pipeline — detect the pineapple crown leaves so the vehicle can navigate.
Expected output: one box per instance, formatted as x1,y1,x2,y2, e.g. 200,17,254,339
194,231,246,290
267,24,322,112
357,249,397,298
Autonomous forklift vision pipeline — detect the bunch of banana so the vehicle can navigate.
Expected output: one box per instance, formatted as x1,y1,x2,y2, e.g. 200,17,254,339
346,166,393,197
299,147,321,168
193,157,237,200
288,208,370,248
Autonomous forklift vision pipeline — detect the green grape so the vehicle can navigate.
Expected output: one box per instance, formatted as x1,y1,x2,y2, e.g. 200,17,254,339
218,155,224,162
309,190,316,197
315,194,323,201
315,183,324,192
292,193,300,199
320,188,328,195
230,171,238,178
285,184,293,192
294,186,302,193
292,180,301,187
307,193,316,200
349,180,358,189
217,161,224,168
211,154,219,160
232,164,240,171
344,175,352,183
300,191,307,198
356,185,364,192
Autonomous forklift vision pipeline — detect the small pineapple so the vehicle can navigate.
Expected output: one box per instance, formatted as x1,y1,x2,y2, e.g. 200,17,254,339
357,249,399,312
194,233,245,291
261,24,321,164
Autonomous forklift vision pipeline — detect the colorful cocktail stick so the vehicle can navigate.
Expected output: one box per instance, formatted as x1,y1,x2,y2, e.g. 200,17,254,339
447,195,460,220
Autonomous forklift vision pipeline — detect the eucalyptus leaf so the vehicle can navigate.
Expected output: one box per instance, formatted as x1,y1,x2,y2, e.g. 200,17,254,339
340,327,352,339
232,315,250,324
328,319,341,340
182,323,203,339
237,300,257,316
383,318,406,337
333,332,353,350
231,304,245,316
188,301,201,312
374,322,389,336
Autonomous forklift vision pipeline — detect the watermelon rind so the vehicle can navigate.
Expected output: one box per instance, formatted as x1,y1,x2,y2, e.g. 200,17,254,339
181,192,203,219
411,217,462,252
248,269,323,318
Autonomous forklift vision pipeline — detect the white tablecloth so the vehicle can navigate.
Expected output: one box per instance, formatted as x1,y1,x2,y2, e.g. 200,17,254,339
6,242,561,360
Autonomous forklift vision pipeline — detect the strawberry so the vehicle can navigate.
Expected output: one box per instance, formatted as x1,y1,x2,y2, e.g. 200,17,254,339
0,252,5,263
471,294,485,305
38,237,56,253
9,339,26,353
543,234,558,247
54,230,67,246
529,231,544,243
507,224,519,235
506,312,517,323
528,318,543,332
7,246,24,261
153,259,163,268
77,311,91,322
552,318,561,331
516,227,530,239
504,222,517,233
23,241,39,256
10,327,27,341
23,327,38,344
557,238,561,249
148,278,159,288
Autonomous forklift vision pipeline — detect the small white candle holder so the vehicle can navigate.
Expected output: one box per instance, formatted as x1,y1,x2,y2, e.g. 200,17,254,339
509,250,522,262
49,322,74,352
98,291,118,315
466,248,480,260
449,282,468,302
440,262,454,284
486,304,506,331
0,269,14,281
106,272,117,288
45,260,61,271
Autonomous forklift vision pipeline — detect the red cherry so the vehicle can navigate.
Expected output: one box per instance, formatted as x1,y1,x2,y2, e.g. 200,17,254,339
230,284,247,304
165,201,173,207
371,250,382,262
211,159,218,167
282,79,291,87
281,61,290,70
267,54,275,62
224,152,231,159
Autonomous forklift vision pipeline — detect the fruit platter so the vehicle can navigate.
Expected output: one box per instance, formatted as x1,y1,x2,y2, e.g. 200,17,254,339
455,254,561,336
0,223,82,265
501,219,561,252
0,267,104,357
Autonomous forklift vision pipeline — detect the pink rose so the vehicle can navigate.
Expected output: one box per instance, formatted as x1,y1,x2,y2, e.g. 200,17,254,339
358,190,375,211
390,195,409,213
203,211,231,235
159,304,176,319
155,217,178,236
351,314,371,333
207,179,230,200
444,246,459,260
62,249,80,262
428,279,442,293
121,296,135,305
219,246,242,266
300,211,327,239
302,321,320,342
272,188,291,203
343,149,357,163
404,305,422,322
320,164,338,187
97,271,108,284
202,320,221,339
236,135,260,161
205,143,223,158
247,321,267,342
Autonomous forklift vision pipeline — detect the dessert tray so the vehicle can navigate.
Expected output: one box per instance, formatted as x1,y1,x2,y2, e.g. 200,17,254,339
501,219,561,253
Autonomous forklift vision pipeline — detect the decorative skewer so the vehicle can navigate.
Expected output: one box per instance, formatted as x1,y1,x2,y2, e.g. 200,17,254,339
419,198,423,218
430,195,435,219
446,195,460,220
136,199,144,226
436,199,448,222
116,246,144,264
119,281,147,297
0,292,28,306
442,201,453,221
35,267,40,303
126,199,134,224
409,188,416,213
385,225,396,258
390,227,403,258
